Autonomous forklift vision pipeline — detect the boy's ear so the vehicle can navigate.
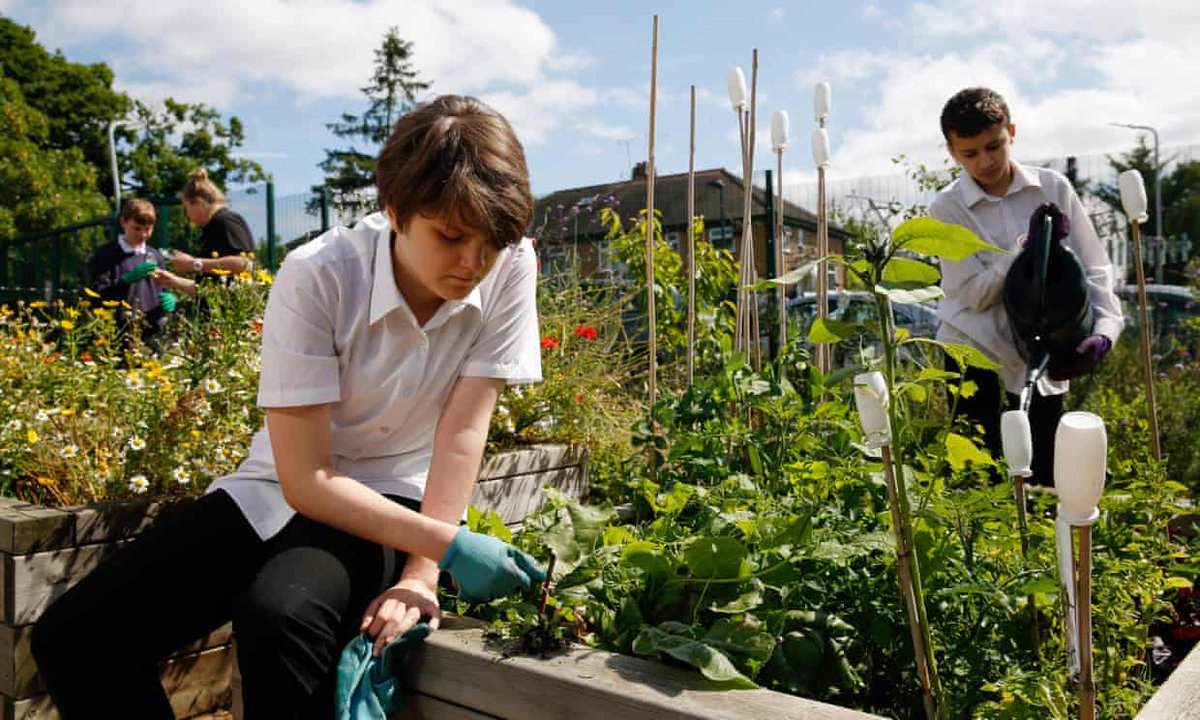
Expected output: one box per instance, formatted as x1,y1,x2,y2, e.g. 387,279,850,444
1008,123,1017,142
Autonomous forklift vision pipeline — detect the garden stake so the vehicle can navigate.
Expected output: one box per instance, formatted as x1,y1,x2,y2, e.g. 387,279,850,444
686,84,697,388
1054,412,1107,720
812,82,832,376
645,15,659,481
854,371,942,720
1000,410,1042,659
539,551,558,624
1118,169,1162,462
771,110,789,355
727,54,761,369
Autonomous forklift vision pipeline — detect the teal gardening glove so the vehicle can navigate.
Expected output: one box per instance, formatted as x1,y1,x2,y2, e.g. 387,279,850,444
158,291,177,313
438,526,546,601
122,260,158,284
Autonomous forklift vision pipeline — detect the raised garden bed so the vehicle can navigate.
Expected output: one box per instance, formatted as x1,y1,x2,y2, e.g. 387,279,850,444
0,443,586,720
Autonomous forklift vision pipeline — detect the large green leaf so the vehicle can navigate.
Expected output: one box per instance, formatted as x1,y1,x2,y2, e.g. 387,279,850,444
913,338,1001,370
632,626,758,688
703,617,776,665
874,284,945,304
710,579,765,614
893,217,1005,261
682,536,751,579
881,256,941,285
747,259,821,289
807,317,858,344
945,432,995,471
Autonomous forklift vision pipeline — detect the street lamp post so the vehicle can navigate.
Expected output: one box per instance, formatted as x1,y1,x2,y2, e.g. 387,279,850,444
1112,122,1163,283
107,119,145,210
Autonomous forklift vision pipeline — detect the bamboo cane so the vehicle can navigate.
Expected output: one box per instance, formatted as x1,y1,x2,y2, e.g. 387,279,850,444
686,85,696,388
645,15,658,481
882,445,938,720
1129,220,1162,461
775,147,786,352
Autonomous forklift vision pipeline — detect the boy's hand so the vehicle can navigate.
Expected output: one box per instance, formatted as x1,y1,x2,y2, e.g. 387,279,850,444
122,260,158,284
1027,203,1071,244
438,526,546,602
1048,335,1112,381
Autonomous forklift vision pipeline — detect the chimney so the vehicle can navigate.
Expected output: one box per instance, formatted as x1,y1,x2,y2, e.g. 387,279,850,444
631,161,648,180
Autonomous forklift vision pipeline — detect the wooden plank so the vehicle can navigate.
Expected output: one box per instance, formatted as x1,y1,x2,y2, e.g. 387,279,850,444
400,617,885,720
1136,639,1200,719
0,542,123,627
0,507,73,556
400,694,500,720
470,466,585,526
1,645,232,720
479,445,586,480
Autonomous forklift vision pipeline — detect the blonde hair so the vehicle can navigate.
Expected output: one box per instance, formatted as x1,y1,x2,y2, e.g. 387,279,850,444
179,168,226,206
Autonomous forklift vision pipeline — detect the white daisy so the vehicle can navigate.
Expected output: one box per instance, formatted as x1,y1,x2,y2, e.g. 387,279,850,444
172,467,191,485
204,378,223,394
5,419,20,431
35,410,49,423
196,399,212,416
128,436,146,451
128,474,149,494
61,445,78,459
125,373,145,391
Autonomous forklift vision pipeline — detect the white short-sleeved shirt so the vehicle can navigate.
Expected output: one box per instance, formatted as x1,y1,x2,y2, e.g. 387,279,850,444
929,161,1124,395
208,212,542,539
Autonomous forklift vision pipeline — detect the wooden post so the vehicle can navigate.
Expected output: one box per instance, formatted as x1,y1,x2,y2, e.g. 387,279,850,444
645,15,659,481
687,85,696,388
1129,220,1162,461
1077,525,1096,720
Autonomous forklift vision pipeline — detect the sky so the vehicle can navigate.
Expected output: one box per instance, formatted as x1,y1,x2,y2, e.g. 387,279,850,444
4,0,1199,206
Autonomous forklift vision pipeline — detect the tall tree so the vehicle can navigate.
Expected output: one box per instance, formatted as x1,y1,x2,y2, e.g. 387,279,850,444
0,18,130,201
311,27,430,217
1092,138,1200,283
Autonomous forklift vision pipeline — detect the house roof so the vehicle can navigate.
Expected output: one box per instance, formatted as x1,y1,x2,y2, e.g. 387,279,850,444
533,167,848,238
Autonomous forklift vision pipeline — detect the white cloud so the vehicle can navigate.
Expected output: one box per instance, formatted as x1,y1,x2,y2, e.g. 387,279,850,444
482,80,599,145
576,121,636,141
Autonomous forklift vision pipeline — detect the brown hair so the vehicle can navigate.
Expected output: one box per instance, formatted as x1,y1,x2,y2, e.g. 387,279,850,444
940,87,1011,140
179,167,227,206
119,198,156,224
376,95,532,249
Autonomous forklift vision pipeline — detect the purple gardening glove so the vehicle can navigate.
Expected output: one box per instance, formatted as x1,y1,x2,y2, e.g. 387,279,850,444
1048,335,1112,381
1022,203,1071,248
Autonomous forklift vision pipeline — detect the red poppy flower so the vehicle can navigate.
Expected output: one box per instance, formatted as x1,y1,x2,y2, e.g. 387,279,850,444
540,336,559,350
576,393,584,403
574,324,598,340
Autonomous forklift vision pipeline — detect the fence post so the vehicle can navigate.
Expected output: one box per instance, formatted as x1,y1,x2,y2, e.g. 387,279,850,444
320,186,331,233
266,181,276,272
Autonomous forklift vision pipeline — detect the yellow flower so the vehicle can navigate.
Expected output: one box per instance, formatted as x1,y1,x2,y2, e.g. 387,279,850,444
102,301,120,308
36,476,56,487
26,429,38,444
211,269,231,277
60,320,75,331
29,301,47,309
60,408,75,416
83,288,100,298
64,307,80,319
0,306,12,317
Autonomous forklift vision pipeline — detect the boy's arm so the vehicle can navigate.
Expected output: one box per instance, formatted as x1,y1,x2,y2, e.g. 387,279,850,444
398,375,505,586
930,198,1014,311
1063,190,1125,342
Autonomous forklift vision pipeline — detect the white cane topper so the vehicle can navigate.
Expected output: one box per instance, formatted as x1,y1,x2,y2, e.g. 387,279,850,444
771,110,789,152
853,371,890,447
727,67,747,111
1119,169,1149,223
1000,410,1033,478
812,128,830,168
814,81,831,124
1054,411,1107,525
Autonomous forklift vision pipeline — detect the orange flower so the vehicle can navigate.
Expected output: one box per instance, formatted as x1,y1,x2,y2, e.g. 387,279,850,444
540,336,559,350
574,324,598,340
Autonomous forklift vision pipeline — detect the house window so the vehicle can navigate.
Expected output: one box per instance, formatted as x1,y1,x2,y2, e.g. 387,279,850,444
708,225,734,249
666,231,681,251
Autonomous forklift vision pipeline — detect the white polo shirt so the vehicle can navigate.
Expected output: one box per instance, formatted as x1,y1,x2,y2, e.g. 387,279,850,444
208,212,542,539
929,161,1124,395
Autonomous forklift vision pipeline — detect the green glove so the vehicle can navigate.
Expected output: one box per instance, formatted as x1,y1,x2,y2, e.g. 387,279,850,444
158,291,177,313
122,260,158,284
437,526,546,602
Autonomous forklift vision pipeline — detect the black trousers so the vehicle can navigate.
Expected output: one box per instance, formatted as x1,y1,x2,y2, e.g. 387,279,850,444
953,365,1064,487
31,490,419,719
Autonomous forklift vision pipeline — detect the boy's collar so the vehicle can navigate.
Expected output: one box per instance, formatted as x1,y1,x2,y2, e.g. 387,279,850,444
117,236,149,254
368,219,481,327
960,161,1041,206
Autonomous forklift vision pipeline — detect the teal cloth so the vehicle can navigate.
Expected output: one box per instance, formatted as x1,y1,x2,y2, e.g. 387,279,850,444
335,622,431,720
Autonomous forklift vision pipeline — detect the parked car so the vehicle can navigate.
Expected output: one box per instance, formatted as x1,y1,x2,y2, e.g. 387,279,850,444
786,290,940,365
1114,284,1200,354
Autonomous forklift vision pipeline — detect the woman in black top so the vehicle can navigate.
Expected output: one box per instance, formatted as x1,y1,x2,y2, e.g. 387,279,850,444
158,168,255,296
